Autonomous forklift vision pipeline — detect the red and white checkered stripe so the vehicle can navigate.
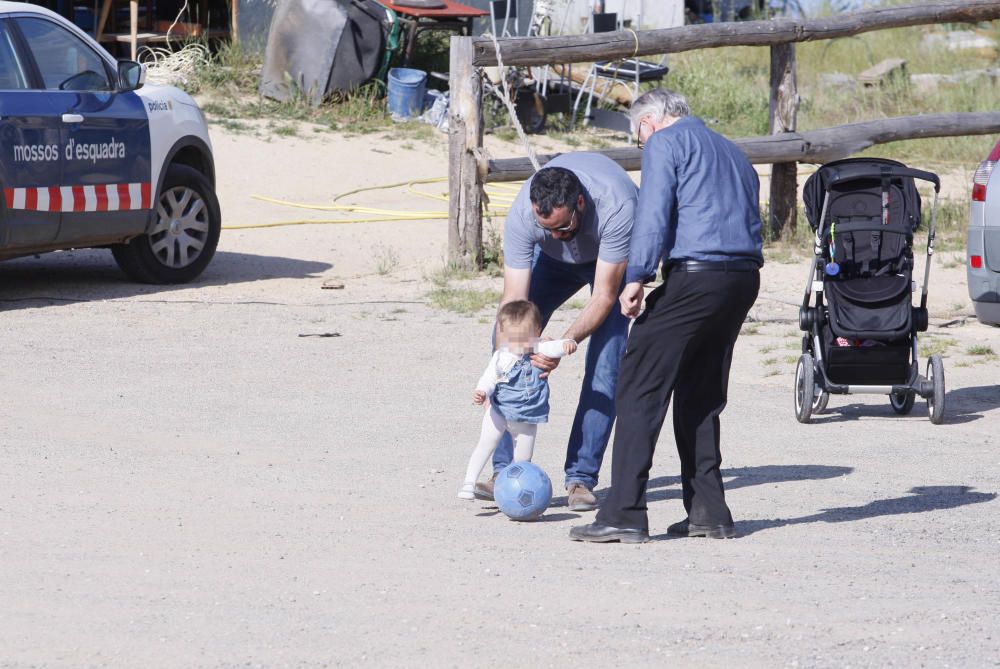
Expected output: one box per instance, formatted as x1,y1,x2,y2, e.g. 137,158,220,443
3,183,152,213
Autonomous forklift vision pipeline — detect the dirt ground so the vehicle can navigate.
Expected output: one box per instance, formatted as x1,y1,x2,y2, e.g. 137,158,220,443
1,123,999,668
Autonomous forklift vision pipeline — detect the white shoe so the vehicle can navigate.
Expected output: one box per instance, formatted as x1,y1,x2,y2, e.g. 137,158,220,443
457,483,475,499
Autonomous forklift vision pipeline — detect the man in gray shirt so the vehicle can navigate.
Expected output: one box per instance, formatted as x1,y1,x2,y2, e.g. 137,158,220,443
478,152,637,511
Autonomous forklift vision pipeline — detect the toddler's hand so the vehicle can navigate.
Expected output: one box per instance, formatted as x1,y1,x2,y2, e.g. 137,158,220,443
473,390,487,405
563,340,578,355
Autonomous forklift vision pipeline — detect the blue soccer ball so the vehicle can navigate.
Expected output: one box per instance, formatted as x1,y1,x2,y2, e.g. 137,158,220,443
494,462,553,521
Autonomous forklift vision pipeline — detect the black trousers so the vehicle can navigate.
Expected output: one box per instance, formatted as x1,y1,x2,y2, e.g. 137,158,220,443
596,268,760,531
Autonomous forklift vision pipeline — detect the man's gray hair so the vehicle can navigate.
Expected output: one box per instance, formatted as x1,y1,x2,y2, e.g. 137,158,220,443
629,88,690,134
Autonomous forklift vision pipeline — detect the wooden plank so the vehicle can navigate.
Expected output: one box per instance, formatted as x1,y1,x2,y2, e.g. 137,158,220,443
130,0,138,60
447,36,484,267
484,111,1000,182
470,0,1000,67
231,0,239,44
769,43,798,240
96,0,113,42
859,58,907,87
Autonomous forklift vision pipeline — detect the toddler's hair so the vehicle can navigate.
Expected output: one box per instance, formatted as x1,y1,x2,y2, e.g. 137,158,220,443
497,300,542,332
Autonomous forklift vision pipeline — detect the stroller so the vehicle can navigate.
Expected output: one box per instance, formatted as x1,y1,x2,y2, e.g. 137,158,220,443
794,157,946,424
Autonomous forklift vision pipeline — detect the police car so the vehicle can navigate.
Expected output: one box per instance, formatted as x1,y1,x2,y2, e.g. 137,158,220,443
0,2,218,283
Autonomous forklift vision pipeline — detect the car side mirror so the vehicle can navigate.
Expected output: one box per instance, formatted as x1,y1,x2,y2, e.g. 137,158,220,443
118,60,146,91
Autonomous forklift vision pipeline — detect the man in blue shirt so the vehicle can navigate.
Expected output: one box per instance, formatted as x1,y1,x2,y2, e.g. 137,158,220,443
570,88,763,544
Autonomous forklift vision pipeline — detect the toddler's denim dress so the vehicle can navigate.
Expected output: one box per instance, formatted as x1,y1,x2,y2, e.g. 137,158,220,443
492,355,549,424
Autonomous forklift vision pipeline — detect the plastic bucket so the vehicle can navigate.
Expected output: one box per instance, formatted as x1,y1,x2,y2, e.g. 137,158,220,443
387,68,428,119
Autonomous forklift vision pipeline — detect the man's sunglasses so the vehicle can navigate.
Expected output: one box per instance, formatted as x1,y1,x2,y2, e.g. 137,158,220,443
537,208,579,234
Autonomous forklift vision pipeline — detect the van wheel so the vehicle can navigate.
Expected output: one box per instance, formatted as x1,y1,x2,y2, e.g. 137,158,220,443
112,164,221,283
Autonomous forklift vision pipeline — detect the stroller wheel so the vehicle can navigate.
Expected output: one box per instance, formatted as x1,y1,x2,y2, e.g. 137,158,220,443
927,354,946,424
813,390,830,415
889,390,915,415
794,354,815,423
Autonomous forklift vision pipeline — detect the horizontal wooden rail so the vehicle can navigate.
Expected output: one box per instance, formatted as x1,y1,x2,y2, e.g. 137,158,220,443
483,112,1000,182
471,0,1000,67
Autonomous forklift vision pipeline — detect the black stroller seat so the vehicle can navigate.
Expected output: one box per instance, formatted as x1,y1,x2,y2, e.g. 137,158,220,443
826,274,911,340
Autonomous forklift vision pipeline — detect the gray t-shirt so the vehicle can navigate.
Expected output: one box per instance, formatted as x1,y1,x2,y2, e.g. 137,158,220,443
504,152,638,269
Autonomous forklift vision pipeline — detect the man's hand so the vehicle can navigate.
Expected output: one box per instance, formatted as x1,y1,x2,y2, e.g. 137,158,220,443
562,339,578,356
620,281,645,318
530,352,561,379
473,390,488,405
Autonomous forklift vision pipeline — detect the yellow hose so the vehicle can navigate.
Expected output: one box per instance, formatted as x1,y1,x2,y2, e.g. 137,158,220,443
224,215,450,230
236,177,521,230
251,194,445,217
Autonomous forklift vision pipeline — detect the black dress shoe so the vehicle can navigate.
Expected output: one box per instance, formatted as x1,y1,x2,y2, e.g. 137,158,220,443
569,522,649,544
667,518,737,539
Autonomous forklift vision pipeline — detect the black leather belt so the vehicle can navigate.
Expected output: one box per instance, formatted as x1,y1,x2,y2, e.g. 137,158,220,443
668,260,761,273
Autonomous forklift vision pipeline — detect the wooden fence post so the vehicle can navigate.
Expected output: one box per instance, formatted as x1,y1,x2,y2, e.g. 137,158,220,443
768,42,799,240
448,36,484,268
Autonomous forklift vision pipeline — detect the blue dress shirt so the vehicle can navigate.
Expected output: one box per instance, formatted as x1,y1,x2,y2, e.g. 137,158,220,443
625,116,764,285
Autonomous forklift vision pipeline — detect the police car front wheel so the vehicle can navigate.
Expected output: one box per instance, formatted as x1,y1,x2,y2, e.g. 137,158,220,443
112,164,221,284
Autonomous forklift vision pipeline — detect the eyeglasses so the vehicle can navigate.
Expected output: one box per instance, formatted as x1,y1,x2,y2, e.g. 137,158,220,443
537,208,578,234
635,119,646,150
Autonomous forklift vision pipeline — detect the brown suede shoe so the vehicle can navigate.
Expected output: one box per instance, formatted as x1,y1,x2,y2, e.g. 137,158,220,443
474,472,498,501
567,483,598,511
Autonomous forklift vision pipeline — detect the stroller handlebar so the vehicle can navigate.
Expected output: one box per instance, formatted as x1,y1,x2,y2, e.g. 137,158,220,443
826,165,941,192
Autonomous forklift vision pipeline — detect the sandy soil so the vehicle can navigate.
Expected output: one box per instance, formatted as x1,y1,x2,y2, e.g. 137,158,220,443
1,121,998,668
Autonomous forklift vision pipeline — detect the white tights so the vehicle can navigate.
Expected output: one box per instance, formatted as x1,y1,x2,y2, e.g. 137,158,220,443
463,406,537,486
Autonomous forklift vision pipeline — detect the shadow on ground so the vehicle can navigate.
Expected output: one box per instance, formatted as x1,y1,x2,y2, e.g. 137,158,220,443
812,388,991,424
638,464,854,504
737,485,997,536
0,248,331,312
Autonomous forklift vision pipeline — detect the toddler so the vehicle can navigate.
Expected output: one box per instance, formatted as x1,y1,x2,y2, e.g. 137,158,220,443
458,300,576,499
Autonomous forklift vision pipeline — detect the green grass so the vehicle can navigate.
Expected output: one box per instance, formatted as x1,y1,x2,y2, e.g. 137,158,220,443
428,287,501,315
209,117,253,134
426,261,479,287
967,344,996,356
920,336,958,357
373,244,400,276
481,222,504,275
668,48,771,138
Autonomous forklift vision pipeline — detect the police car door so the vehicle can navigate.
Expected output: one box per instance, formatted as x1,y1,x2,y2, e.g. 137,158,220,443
0,18,62,247
14,16,151,246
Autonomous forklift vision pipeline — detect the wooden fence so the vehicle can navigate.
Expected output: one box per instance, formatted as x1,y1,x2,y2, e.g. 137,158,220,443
448,0,1000,265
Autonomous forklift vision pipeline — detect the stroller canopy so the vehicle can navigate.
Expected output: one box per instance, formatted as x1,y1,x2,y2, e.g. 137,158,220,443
803,157,928,234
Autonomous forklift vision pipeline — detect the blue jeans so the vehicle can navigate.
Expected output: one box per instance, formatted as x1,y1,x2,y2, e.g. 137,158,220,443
492,250,628,489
